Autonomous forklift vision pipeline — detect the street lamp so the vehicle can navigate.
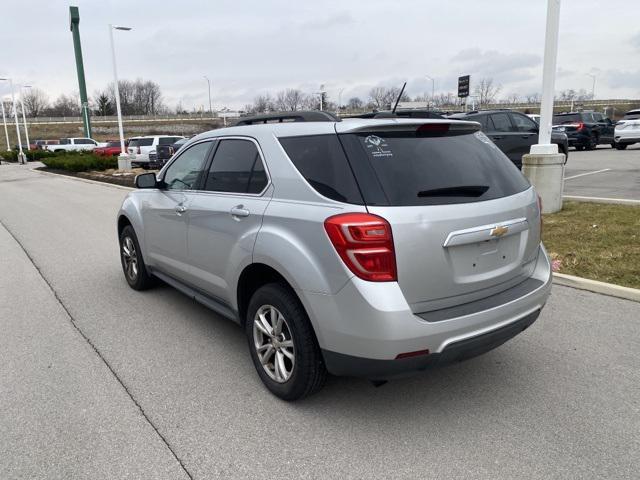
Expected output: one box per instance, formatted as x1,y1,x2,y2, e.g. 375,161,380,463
425,75,435,109
337,88,344,115
204,76,212,116
1,96,10,151
19,85,32,150
315,84,326,111
587,73,596,100
109,24,132,170
0,77,25,163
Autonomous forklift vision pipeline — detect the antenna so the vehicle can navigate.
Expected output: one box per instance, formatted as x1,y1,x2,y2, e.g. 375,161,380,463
392,82,407,113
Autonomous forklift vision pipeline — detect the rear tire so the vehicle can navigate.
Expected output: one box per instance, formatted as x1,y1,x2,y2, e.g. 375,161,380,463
585,134,598,150
245,283,327,401
575,145,584,151
119,225,155,290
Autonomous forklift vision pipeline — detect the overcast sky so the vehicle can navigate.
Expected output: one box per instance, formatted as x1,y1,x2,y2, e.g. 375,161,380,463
2,0,639,110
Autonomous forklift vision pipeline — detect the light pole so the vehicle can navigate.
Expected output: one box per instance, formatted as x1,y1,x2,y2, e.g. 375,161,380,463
109,24,132,170
0,78,24,163
315,84,326,111
337,88,344,115
204,76,212,116
587,73,596,100
425,75,435,109
1,96,10,151
19,85,32,150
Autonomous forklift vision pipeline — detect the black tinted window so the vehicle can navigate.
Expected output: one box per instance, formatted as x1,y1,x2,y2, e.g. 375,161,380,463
279,135,363,204
107,142,120,147
204,139,267,194
490,113,513,132
467,114,488,130
343,131,529,206
511,113,538,132
159,137,180,145
163,141,211,190
60,139,70,145
553,114,581,124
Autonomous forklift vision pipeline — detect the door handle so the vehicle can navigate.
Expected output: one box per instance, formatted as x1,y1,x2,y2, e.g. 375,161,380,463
175,205,187,215
491,136,503,140
230,206,250,218
521,135,533,139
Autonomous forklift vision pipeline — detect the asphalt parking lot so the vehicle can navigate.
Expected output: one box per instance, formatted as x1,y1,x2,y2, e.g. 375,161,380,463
563,144,640,200
1,165,639,479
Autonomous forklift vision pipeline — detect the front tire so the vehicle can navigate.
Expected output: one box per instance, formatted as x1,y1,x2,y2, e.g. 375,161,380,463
585,134,598,150
246,283,326,401
119,225,155,290
615,143,628,150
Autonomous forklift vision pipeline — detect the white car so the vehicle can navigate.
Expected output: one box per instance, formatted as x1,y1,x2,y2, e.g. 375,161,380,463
614,109,640,150
527,114,540,124
46,137,104,152
127,135,184,167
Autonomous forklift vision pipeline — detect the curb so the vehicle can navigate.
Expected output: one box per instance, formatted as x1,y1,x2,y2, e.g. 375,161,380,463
563,195,640,206
31,168,134,191
553,272,640,303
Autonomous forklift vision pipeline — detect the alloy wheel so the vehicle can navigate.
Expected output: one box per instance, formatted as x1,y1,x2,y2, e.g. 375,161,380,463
253,305,295,383
121,236,138,281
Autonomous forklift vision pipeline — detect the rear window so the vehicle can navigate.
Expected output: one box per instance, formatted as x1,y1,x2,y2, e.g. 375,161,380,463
623,111,640,120
130,138,153,147
553,114,581,124
340,131,530,206
158,137,180,145
279,135,364,204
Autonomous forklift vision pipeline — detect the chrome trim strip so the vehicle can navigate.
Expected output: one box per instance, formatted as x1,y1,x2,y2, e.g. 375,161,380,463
443,217,528,247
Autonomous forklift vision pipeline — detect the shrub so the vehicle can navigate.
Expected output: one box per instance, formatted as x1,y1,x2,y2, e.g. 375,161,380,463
40,153,117,172
1,149,56,162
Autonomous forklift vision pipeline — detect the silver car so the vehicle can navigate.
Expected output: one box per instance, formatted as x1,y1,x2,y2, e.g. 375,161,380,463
117,112,552,400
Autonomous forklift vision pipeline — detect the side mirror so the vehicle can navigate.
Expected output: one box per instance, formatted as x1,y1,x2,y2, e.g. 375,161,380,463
135,172,158,189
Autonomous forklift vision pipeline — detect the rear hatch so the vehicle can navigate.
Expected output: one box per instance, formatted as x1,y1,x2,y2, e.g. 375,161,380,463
336,120,541,312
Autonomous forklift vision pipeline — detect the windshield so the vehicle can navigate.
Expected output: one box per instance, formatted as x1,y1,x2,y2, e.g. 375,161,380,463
129,138,153,147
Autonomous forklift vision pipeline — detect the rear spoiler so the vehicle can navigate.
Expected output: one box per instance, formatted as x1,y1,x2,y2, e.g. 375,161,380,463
336,120,481,135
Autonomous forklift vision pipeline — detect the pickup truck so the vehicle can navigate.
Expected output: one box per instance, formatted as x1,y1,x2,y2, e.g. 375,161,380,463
45,138,105,153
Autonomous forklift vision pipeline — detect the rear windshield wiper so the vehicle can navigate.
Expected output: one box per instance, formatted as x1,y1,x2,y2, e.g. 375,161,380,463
417,185,489,197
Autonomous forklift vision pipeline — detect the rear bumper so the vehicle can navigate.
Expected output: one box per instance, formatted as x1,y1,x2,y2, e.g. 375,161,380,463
322,309,540,379
301,244,552,379
614,132,640,144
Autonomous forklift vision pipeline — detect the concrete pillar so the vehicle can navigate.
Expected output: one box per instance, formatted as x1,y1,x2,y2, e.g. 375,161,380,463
522,150,565,213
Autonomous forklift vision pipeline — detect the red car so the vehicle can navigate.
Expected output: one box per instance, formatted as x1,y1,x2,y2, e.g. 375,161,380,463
94,141,123,156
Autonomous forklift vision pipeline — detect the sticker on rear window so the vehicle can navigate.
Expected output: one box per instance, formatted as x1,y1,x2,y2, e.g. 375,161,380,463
364,135,393,158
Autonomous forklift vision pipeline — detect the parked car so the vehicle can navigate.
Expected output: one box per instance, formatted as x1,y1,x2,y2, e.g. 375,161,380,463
613,109,640,150
552,111,615,150
34,139,60,150
45,137,102,152
150,137,191,169
127,135,184,167
94,141,124,157
447,110,569,167
117,111,551,400
527,114,540,124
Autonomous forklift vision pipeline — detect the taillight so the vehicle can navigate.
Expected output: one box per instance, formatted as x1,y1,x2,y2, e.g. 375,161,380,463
324,213,397,282
537,195,543,237
576,122,585,131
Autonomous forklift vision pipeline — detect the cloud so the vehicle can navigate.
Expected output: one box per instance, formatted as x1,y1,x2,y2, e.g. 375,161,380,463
603,69,640,92
450,49,541,83
631,32,640,50
299,12,355,30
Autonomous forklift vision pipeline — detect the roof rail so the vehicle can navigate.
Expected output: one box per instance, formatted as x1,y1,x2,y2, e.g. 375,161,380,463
235,110,340,126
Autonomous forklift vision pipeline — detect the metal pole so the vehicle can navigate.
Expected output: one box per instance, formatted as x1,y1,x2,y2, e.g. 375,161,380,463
19,86,31,150
1,98,10,151
69,6,92,138
587,74,596,100
425,75,435,109
109,24,131,170
534,0,561,150
7,79,24,162
337,88,344,115
204,76,212,115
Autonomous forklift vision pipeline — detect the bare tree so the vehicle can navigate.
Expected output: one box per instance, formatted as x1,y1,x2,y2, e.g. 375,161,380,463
368,86,410,110
504,93,520,104
347,97,364,111
46,94,81,116
473,78,502,106
525,92,540,104
274,89,306,111
21,88,49,117
251,94,273,113
107,79,164,115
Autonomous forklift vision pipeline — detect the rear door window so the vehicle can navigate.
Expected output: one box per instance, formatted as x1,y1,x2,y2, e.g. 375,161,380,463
489,113,514,132
279,135,364,204
341,130,530,206
511,113,538,132
203,139,268,194
553,114,581,124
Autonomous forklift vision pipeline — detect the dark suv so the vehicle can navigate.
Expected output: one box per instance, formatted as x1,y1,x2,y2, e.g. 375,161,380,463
552,111,615,150
448,110,569,168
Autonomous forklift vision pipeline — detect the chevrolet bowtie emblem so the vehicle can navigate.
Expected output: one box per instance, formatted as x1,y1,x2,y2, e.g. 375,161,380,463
490,225,509,237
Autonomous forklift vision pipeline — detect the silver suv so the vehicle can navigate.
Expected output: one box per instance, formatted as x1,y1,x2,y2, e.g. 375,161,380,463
117,111,552,400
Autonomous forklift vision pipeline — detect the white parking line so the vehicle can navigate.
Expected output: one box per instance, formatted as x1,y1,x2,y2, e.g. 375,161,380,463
564,168,611,180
